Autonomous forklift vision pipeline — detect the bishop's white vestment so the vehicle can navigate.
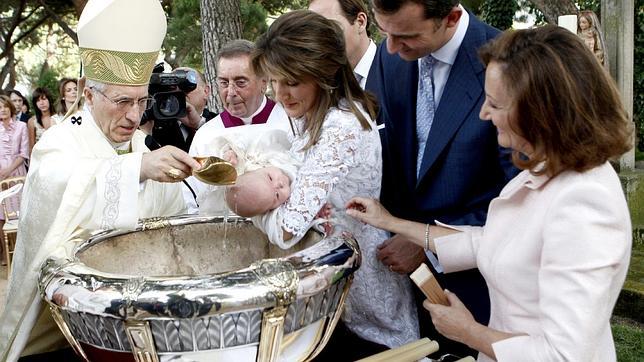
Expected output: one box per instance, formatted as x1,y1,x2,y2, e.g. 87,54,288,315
0,107,186,360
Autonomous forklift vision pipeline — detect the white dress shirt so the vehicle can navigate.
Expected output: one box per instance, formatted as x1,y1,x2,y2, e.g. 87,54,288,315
419,5,469,107
354,40,377,89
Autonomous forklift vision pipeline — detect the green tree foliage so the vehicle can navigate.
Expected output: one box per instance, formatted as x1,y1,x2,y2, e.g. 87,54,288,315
577,0,601,14
461,0,485,14
164,0,203,70
241,0,269,40
35,66,60,100
481,0,518,30
516,0,597,25
0,0,77,89
257,0,308,14
635,0,644,151
163,0,284,71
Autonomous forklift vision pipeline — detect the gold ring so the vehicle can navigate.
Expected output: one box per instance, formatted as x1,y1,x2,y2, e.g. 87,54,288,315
167,168,181,179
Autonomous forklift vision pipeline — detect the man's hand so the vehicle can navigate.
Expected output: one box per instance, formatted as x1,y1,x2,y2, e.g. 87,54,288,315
376,234,425,274
179,102,202,129
140,145,202,182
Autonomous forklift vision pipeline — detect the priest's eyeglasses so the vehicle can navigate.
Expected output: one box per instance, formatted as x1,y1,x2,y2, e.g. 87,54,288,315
90,87,155,113
216,79,249,91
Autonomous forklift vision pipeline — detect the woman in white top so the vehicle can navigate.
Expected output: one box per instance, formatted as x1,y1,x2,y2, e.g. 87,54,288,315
346,26,632,361
251,10,419,360
27,87,57,155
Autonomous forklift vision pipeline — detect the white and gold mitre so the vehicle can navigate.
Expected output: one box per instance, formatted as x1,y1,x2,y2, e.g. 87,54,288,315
78,0,167,85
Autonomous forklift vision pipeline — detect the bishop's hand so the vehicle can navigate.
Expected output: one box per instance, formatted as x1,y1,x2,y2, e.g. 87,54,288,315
140,146,201,182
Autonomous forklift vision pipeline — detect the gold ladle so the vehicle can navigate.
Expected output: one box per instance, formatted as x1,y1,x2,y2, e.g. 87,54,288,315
192,156,237,185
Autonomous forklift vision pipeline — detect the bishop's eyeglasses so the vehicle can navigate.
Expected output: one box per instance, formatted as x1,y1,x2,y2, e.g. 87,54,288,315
90,87,155,113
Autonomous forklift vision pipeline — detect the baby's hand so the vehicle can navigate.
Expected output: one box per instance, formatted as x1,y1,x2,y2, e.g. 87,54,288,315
316,202,332,220
223,149,238,166
315,203,333,235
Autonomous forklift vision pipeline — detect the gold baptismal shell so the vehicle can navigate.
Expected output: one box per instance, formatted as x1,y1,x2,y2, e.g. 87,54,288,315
193,156,237,186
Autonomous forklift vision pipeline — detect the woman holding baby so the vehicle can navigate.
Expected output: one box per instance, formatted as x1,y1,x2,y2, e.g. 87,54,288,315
248,9,419,360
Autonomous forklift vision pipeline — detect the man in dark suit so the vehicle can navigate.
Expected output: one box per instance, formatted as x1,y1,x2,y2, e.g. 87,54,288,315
368,0,517,355
309,0,377,90
9,90,30,122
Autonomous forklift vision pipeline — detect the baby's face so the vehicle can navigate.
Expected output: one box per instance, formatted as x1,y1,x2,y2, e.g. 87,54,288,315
239,166,291,211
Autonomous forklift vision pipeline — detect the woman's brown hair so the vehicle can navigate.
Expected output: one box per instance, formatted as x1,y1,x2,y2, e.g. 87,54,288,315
252,10,377,150
479,25,632,176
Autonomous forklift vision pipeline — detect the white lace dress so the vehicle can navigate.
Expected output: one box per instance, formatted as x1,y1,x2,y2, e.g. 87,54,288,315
254,101,419,348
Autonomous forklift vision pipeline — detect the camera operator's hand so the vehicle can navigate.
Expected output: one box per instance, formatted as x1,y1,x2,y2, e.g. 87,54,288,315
179,101,202,129
139,119,154,135
140,145,202,183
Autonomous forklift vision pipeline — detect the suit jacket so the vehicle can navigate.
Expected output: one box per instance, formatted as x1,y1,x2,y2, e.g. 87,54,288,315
365,45,383,126
368,14,518,324
151,108,215,152
17,112,30,123
435,162,630,361
152,120,190,152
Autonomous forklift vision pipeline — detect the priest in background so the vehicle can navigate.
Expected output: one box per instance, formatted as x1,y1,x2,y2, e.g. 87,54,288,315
184,39,289,214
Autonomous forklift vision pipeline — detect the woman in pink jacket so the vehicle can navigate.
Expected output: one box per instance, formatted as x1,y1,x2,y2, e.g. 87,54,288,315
347,25,632,361
0,95,28,265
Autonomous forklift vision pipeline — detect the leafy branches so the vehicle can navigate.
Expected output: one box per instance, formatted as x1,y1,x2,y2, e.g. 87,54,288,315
480,0,517,30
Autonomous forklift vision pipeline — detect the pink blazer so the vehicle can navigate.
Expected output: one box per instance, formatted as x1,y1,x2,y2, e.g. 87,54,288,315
435,162,631,361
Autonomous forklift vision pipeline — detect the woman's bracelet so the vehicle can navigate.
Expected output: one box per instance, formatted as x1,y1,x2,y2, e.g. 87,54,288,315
424,223,430,251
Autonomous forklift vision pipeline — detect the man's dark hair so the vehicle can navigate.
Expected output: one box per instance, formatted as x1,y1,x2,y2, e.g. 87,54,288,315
311,0,373,37
8,89,24,99
371,0,458,20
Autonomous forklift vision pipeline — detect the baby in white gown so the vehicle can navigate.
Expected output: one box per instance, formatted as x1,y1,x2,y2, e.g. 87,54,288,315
199,128,300,217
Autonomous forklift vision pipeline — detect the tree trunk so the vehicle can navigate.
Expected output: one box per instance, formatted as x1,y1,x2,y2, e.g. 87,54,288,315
200,0,242,113
39,0,78,44
71,0,88,18
0,51,15,89
529,0,578,24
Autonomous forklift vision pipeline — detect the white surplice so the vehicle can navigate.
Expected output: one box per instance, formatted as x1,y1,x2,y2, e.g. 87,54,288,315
0,106,186,361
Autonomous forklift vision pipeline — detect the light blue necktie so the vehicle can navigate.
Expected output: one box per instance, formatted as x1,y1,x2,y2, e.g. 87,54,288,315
416,55,437,177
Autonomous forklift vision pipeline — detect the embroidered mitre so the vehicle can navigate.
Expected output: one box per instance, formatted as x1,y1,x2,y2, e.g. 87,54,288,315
78,0,166,85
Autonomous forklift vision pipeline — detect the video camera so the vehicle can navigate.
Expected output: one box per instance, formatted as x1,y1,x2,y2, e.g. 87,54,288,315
142,64,198,122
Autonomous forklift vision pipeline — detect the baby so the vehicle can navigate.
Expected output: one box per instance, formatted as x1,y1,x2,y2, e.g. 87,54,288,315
225,166,292,217
197,127,299,217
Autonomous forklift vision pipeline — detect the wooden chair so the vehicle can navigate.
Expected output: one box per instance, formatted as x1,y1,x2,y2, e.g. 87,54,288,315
1,176,25,278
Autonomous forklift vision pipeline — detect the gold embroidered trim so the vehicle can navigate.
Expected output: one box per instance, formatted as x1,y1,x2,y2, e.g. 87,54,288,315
80,47,158,85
